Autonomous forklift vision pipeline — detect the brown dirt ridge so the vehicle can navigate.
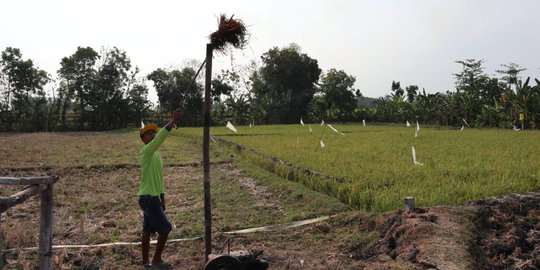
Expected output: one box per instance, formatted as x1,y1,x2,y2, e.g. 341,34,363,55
349,192,540,270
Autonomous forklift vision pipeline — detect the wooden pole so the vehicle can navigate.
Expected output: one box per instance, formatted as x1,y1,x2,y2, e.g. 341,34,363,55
203,43,213,262
0,185,44,213
404,196,415,211
1,212,4,269
38,184,53,270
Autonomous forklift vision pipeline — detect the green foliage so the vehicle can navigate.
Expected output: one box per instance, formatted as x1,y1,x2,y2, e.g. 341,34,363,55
147,66,203,126
90,47,134,130
3,46,539,132
211,76,234,101
55,46,147,131
58,46,99,129
374,59,540,129
127,83,151,127
251,44,321,124
317,68,359,122
0,47,50,131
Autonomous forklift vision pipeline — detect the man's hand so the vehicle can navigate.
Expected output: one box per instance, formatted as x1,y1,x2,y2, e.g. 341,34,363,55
166,108,182,129
172,108,181,124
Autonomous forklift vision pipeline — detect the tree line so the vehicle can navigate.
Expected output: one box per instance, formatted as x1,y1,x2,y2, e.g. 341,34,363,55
1,45,538,132
372,60,540,129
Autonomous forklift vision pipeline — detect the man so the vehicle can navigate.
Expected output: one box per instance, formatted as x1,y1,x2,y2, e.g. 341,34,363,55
138,108,181,269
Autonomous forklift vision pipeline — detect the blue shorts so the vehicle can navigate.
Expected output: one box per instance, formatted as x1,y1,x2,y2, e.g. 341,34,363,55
138,195,172,234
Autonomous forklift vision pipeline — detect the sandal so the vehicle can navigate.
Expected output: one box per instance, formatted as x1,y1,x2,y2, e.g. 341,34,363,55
152,261,173,269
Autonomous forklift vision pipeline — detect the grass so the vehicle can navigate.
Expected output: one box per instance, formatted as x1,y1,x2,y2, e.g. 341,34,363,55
200,123,540,211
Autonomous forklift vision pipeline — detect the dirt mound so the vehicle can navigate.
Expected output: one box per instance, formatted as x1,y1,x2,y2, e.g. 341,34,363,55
349,193,540,270
466,193,540,270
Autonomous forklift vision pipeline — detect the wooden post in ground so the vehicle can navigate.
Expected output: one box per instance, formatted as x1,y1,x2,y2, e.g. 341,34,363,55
405,197,415,211
0,213,4,269
38,183,53,270
203,43,214,262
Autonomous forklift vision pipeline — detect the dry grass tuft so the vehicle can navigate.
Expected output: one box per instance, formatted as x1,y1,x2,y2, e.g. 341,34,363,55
5,222,27,250
209,14,249,51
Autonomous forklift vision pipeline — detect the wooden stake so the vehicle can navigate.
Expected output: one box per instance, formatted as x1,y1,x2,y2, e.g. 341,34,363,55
405,196,415,211
203,43,213,262
39,184,53,270
1,212,4,268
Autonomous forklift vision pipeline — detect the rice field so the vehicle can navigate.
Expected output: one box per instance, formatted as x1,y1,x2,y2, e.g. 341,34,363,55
183,123,540,212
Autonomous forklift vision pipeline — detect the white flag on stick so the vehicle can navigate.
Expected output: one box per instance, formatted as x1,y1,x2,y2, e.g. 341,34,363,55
327,124,345,136
363,119,366,126
463,118,470,127
460,125,464,131
249,123,252,128
226,121,238,133
406,121,411,127
321,119,325,125
309,125,313,132
415,121,420,138
300,118,305,126
140,121,145,129
412,146,424,166
320,140,325,148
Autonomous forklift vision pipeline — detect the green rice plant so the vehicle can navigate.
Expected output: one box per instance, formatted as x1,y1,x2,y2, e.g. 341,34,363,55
203,123,540,211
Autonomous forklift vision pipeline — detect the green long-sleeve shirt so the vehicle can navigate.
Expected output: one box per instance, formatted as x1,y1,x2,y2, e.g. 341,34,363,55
138,127,170,196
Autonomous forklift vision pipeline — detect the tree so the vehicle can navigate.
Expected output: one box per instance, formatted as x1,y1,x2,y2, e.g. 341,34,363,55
0,65,8,109
452,59,489,125
510,77,540,128
1,47,49,131
391,81,404,97
496,63,526,93
90,47,133,130
147,66,203,126
58,47,99,130
318,68,358,122
454,59,487,93
406,85,418,103
251,44,321,124
224,95,251,125
0,64,10,129
211,77,234,102
218,60,258,97
127,83,151,127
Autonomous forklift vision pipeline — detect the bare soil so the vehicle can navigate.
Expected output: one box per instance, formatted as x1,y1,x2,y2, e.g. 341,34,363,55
349,193,540,270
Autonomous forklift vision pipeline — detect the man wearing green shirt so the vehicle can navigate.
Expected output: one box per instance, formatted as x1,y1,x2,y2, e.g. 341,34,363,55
138,108,181,269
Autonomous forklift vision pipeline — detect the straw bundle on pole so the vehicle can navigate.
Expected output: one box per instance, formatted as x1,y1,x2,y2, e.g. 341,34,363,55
210,14,249,51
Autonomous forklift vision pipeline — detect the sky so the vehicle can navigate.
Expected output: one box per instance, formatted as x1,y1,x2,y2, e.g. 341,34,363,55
2,0,539,103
